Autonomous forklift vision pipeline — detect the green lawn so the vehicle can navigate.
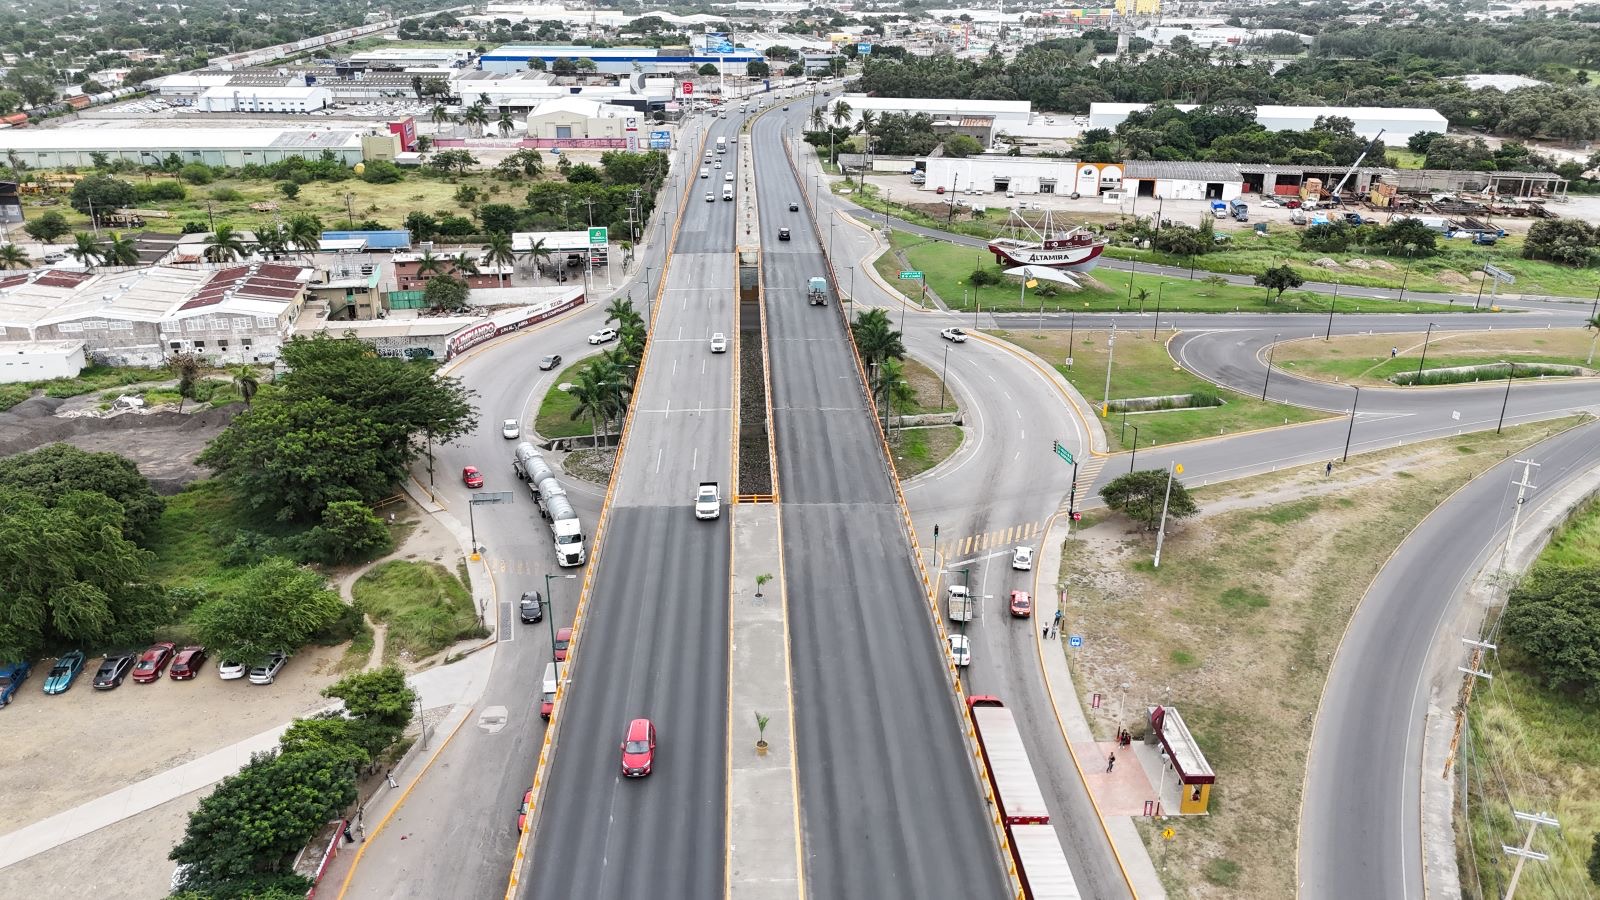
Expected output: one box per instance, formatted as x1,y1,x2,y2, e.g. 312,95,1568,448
145,480,313,596
895,356,958,415
351,560,483,662
885,231,1460,314
1542,496,1600,568
534,360,594,439
1384,148,1426,169
889,425,963,478
992,327,1330,450
0,364,170,411
1272,328,1599,385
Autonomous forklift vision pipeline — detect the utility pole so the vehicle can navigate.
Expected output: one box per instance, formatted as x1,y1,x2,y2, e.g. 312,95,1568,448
1502,809,1559,900
1497,459,1541,576
1260,332,1280,401
1342,385,1361,462
1153,461,1180,568
1497,361,1518,433
1416,321,1436,380
1102,323,1117,408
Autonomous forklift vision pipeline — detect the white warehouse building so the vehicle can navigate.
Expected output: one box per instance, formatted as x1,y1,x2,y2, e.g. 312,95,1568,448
832,95,1033,131
198,84,331,113
923,156,1246,201
1086,103,1448,142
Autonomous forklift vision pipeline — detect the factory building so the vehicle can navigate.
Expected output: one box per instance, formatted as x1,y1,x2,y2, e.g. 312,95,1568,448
0,127,392,168
922,156,1245,201
197,84,331,113
480,44,765,75
524,97,640,144
831,95,1033,133
345,47,474,70
1087,103,1449,142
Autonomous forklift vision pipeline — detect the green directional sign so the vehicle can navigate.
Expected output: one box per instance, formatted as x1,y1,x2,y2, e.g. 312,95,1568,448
1052,440,1074,465
899,270,923,280
588,226,609,245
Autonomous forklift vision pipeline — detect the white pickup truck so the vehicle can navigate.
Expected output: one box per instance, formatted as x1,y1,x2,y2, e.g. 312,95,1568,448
695,481,721,520
947,584,973,622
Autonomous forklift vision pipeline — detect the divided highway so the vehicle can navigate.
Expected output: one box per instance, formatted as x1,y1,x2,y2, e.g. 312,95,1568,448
520,113,742,898
753,110,1009,896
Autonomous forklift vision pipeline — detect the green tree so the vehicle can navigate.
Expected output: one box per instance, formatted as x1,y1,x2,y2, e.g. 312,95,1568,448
170,353,202,411
0,243,30,269
68,232,102,269
359,160,403,184
477,204,521,237
746,60,771,78
300,500,392,564
1253,264,1305,303
190,557,346,664
278,713,374,768
324,665,415,736
1522,220,1598,267
101,231,140,267
231,365,261,406
1502,563,1600,700
604,296,643,331
69,174,136,219
23,211,70,242
1589,830,1600,888
169,748,356,886
599,150,668,186
0,443,165,541
254,223,289,260
404,211,439,241
1299,222,1351,252
498,109,516,137
851,307,906,369
942,134,983,158
286,213,323,263
832,99,853,128
565,163,602,184
482,232,515,287
698,63,719,76
1099,469,1198,530
1373,218,1439,256
520,237,552,280
202,224,247,263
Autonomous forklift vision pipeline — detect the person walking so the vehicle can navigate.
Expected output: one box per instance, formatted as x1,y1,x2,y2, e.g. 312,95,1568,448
1325,461,1333,477
1106,752,1116,773
1053,609,1063,629
1043,624,1050,640
386,770,399,789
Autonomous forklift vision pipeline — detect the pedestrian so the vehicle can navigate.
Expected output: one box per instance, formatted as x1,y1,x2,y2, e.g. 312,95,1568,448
1043,624,1050,640
1054,609,1063,628
1325,461,1333,477
1106,752,1116,773
342,822,355,844
1390,346,1398,358
386,769,399,789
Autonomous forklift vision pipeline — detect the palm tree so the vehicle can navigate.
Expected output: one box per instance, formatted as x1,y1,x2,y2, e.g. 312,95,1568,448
481,232,515,287
230,365,260,406
255,222,289,260
68,232,102,269
415,250,446,279
857,109,877,137
203,224,246,263
497,109,516,137
450,252,480,277
604,296,642,330
0,243,31,270
285,213,322,263
477,92,492,109
809,106,826,131
520,237,552,282
430,103,450,128
102,231,140,267
831,99,852,128
851,307,905,369
569,362,616,448
463,102,490,138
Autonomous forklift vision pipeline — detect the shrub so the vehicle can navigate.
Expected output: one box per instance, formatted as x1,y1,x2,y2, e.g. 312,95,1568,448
968,267,1001,286
1502,563,1600,700
178,162,214,185
210,187,243,202
277,181,300,199
360,160,403,184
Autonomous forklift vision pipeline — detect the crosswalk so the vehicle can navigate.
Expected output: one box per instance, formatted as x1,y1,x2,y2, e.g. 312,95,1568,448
1060,455,1107,516
944,457,1109,556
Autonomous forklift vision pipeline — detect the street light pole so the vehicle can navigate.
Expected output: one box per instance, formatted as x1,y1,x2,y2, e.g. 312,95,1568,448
1324,283,1338,340
939,341,951,412
1127,424,1140,473
1416,322,1436,380
1260,332,1280,401
1398,249,1413,303
1152,283,1166,339
1102,324,1117,408
1067,312,1076,367
1342,385,1361,462
1497,361,1517,434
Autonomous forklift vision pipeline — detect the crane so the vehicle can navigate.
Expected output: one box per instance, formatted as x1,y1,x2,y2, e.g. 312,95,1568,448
1329,128,1386,205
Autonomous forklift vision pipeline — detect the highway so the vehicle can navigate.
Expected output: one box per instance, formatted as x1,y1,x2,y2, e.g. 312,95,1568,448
520,111,743,898
753,109,1010,896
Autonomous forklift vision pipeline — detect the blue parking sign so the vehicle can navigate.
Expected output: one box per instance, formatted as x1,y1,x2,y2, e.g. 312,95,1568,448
1069,634,1083,648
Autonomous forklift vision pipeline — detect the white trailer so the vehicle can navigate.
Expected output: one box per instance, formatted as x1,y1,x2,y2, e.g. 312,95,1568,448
1010,824,1082,900
968,697,1050,825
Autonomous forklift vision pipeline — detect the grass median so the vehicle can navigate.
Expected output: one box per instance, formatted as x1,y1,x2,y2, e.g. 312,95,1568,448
1272,328,1599,386
351,560,484,663
534,359,595,440
1058,416,1587,900
990,327,1330,450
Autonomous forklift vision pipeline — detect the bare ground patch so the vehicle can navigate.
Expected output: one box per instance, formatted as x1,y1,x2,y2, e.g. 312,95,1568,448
1059,416,1585,899
0,396,238,493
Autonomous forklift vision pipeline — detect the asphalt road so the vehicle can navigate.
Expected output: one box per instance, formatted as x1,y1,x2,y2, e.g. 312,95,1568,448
1300,418,1600,898
754,108,1009,897
521,112,742,899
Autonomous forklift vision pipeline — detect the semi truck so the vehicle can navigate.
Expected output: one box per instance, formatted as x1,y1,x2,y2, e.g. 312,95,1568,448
537,479,587,567
968,695,1082,899
513,441,554,484
807,276,827,306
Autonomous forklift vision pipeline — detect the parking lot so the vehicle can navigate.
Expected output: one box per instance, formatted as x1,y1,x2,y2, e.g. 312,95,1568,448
0,644,344,836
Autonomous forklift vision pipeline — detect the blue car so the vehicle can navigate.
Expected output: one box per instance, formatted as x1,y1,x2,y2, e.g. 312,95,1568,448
0,660,32,707
43,650,86,695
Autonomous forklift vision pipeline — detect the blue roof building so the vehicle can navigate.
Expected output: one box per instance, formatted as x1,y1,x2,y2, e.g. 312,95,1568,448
480,44,763,75
320,230,412,251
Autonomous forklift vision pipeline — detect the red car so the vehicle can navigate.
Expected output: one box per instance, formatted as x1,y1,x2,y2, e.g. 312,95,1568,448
169,646,208,680
130,642,177,683
462,466,484,488
518,788,532,831
554,627,572,662
1009,590,1033,618
620,718,656,778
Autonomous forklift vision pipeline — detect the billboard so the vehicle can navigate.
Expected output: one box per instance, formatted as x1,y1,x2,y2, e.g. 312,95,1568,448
857,43,873,55
704,31,736,54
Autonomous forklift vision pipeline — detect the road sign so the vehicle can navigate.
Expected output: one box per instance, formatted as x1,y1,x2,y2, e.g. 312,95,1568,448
1483,263,1515,284
1069,634,1083,648
470,491,514,504
858,43,873,55
899,270,923,280
1174,463,1183,474
588,226,609,245
681,81,694,95
1161,827,1175,840
1052,440,1075,465
650,130,670,140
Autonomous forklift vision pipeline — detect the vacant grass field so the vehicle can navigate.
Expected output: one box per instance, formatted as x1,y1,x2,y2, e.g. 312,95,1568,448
881,231,1461,314
990,327,1330,450
1273,328,1599,385
145,480,313,595
889,425,963,479
1061,417,1583,899
0,364,171,411
895,356,958,415
350,560,482,663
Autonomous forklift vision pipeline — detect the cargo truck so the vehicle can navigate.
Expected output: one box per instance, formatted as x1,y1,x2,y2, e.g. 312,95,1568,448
538,479,587,566
947,584,973,622
1228,199,1248,222
807,276,827,306
716,136,727,154
968,695,1081,898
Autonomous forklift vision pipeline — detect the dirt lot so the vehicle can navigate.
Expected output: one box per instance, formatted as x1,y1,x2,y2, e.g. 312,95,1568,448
1058,417,1582,899
0,787,206,900
0,396,236,493
0,643,344,835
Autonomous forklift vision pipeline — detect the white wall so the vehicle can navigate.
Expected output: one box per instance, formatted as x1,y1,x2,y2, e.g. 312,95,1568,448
0,342,86,383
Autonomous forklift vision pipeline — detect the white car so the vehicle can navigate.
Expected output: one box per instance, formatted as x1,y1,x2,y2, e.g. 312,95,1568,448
940,327,967,343
700,168,710,179
502,418,521,439
724,172,734,182
714,161,722,169
705,192,714,202
217,659,245,680
1012,546,1034,571
1260,198,1280,208
248,651,288,685
695,481,721,520
710,332,727,353
588,328,618,345
948,634,971,667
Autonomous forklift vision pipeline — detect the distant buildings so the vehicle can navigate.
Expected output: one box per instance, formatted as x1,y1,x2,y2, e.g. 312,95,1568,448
1087,103,1449,143
0,127,399,168
480,44,765,75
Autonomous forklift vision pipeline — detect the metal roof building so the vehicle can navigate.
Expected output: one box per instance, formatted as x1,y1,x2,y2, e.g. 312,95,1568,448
1087,102,1448,142
480,44,764,75
0,127,370,168
835,95,1033,131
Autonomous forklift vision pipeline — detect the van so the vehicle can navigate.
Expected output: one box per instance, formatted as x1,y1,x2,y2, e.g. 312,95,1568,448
722,187,733,201
540,662,561,720
700,167,710,179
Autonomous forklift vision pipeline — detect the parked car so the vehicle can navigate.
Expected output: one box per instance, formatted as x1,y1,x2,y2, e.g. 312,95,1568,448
43,650,85,695
1009,590,1033,618
518,788,532,831
463,466,484,488
93,652,137,690
217,659,246,680
1259,198,1280,208
501,419,521,440
1012,546,1034,571
554,627,572,662
520,591,544,623
589,328,617,345
539,354,562,371
0,660,32,706
940,327,967,343
1343,212,1366,226
709,333,727,353
778,227,791,241
947,634,971,667
248,651,289,685
131,641,177,683
620,718,657,777
169,646,208,680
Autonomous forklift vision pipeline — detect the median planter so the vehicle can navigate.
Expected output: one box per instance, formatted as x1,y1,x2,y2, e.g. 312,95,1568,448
755,711,770,756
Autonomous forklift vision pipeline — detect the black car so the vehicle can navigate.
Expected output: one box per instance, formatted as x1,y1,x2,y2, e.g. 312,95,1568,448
539,354,562,371
1343,212,1365,226
520,591,544,623
779,228,791,241
92,653,137,690
788,202,800,212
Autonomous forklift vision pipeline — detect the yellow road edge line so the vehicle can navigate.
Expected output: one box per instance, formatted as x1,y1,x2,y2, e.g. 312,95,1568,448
336,705,476,900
